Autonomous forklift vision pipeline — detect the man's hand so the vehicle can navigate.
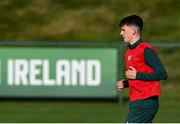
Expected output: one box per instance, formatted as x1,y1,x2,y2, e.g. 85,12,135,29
125,66,137,79
117,79,125,91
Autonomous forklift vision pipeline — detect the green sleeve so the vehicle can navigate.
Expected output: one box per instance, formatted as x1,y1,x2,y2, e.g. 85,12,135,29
136,48,168,81
123,80,129,88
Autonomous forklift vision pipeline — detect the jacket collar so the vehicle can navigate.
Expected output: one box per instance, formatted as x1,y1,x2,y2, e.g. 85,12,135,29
128,39,143,49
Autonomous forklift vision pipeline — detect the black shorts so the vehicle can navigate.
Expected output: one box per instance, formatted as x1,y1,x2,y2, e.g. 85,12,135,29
126,96,159,123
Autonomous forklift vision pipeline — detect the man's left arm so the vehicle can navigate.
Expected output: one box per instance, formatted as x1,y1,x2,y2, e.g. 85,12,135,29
136,48,168,81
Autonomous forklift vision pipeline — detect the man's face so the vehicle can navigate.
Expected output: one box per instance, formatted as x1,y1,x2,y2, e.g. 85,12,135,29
119,25,134,43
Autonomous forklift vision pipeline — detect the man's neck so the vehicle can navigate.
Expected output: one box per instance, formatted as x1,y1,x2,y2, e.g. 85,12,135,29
129,36,140,45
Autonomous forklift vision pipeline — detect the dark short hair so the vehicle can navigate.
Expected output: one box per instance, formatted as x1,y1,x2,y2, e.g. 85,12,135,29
119,15,143,32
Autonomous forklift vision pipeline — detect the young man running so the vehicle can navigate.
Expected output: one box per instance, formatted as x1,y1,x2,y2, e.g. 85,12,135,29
117,15,168,123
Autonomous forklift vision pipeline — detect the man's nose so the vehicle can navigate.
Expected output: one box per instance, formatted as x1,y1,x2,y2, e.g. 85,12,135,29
119,31,123,36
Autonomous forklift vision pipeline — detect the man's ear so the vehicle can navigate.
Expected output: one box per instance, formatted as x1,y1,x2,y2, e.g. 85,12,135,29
132,28,136,35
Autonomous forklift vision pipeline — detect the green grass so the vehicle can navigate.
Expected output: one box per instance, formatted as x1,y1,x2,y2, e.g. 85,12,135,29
156,86,180,123
0,94,180,123
0,0,180,41
0,101,127,123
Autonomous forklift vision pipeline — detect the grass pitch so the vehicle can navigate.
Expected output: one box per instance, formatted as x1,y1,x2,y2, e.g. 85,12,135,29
0,98,180,123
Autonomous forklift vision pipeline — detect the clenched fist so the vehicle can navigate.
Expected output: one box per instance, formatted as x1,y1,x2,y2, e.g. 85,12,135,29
117,79,125,91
